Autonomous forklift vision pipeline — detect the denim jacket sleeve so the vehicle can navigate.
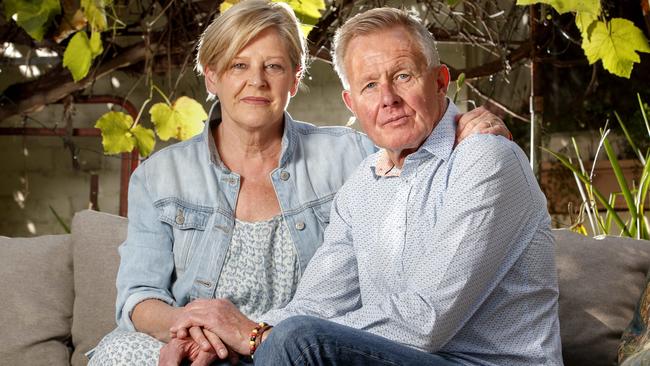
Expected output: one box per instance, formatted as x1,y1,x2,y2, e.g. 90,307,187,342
115,164,176,331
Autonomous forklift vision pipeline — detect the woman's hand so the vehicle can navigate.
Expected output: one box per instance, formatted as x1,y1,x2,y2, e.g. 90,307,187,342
170,298,257,355
455,107,511,144
158,332,218,366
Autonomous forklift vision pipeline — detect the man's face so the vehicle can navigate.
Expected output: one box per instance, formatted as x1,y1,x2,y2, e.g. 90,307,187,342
342,26,450,157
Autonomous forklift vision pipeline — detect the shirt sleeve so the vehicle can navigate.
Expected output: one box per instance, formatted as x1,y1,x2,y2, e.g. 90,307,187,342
115,164,176,331
330,137,546,352
260,186,363,325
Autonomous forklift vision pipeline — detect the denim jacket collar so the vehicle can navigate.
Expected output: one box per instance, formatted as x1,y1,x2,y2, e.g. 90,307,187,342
202,101,296,173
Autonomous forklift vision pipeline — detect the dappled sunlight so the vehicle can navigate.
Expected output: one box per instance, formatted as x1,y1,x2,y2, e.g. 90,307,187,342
25,220,36,235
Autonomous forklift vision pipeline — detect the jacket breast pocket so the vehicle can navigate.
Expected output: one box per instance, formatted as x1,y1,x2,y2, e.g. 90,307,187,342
156,199,213,275
312,196,333,229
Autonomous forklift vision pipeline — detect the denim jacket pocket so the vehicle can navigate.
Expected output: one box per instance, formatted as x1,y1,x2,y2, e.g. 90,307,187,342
312,196,334,227
156,198,213,274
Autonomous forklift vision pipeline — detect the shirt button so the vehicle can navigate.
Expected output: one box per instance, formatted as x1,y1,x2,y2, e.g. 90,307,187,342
175,209,185,225
280,171,290,181
295,221,305,231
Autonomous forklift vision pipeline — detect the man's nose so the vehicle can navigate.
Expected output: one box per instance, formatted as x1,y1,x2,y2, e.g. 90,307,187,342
380,83,401,107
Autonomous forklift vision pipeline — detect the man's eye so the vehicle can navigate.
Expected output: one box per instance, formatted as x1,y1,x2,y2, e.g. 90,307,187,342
364,82,377,91
397,74,411,81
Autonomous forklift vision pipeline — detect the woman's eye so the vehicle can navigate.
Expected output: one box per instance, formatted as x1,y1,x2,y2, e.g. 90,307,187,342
232,63,246,70
266,64,284,72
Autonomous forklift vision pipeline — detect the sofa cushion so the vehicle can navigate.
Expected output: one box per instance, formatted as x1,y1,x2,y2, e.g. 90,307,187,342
555,230,650,366
70,210,127,366
0,234,73,366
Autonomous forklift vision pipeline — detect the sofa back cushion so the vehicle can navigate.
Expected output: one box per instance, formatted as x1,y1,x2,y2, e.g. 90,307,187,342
70,210,127,366
0,234,73,366
555,230,650,366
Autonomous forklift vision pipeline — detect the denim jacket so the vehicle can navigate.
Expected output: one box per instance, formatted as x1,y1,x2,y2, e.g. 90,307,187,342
115,104,376,330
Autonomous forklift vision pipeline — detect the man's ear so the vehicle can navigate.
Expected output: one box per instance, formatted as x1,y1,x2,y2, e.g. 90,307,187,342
436,65,451,95
342,90,355,114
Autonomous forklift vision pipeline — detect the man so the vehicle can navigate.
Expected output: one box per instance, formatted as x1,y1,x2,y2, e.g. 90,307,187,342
164,7,562,366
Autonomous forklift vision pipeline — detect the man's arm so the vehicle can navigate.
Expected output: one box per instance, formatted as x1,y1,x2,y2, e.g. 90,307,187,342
327,135,548,352
261,187,363,325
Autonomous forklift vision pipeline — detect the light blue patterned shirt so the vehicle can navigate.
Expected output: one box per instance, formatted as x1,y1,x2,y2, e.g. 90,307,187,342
261,101,563,365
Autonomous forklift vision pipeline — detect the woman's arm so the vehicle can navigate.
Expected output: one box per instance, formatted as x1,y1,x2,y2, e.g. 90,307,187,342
132,299,182,342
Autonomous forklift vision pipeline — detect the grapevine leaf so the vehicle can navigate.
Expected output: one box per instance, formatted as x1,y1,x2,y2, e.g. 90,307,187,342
131,125,156,157
3,0,61,41
575,10,598,39
150,97,207,141
63,31,93,81
89,31,103,57
81,0,107,31
582,19,650,78
95,111,136,154
95,111,156,156
219,0,324,36
516,0,599,14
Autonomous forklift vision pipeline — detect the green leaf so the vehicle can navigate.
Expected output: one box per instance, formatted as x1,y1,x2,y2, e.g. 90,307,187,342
63,31,96,81
131,125,156,157
95,111,136,154
575,11,598,38
150,97,207,141
447,0,463,6
89,30,103,57
95,111,156,157
516,0,599,14
81,0,107,31
582,19,650,78
3,0,61,41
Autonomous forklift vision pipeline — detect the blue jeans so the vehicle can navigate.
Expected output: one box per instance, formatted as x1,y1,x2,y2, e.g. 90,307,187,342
253,316,462,366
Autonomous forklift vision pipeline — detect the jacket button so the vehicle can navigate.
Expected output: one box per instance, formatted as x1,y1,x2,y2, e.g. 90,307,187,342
175,210,185,225
280,171,290,181
295,221,305,231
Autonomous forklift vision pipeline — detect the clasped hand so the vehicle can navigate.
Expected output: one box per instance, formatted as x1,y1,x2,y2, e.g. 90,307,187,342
158,299,257,366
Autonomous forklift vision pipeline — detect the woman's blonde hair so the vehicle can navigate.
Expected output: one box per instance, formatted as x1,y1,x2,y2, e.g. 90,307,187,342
196,0,306,78
332,7,440,89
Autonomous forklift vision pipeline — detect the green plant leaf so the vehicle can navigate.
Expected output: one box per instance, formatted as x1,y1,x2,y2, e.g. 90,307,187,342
447,0,464,6
95,111,156,156
81,0,107,31
582,19,650,78
575,10,598,38
95,111,136,154
3,0,61,41
516,0,599,14
63,31,94,81
89,30,103,57
150,97,207,141
131,124,156,157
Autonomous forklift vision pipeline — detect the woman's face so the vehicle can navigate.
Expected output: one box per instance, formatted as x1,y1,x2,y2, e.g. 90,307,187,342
205,27,300,132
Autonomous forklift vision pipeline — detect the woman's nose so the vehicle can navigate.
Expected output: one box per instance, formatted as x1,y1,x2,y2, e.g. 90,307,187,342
248,68,267,88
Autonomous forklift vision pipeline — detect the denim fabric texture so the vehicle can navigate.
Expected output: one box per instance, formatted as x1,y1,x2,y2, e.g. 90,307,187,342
261,102,563,365
254,315,462,366
115,102,376,330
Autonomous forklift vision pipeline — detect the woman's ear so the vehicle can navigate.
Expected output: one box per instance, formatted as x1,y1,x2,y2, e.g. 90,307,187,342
290,67,302,97
204,67,218,95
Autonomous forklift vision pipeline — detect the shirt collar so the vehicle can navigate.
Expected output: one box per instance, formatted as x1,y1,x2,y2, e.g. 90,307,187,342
371,99,458,177
202,101,296,172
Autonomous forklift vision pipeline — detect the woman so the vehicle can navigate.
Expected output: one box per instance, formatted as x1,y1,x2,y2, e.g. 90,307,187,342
89,1,510,364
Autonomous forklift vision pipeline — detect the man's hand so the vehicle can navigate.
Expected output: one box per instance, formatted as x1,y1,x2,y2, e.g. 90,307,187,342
158,333,218,366
170,298,257,355
455,106,511,144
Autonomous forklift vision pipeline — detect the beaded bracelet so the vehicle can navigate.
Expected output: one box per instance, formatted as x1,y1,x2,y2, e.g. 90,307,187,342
249,322,273,357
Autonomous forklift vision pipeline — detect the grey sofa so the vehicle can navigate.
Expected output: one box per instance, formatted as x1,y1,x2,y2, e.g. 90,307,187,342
1,210,649,365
